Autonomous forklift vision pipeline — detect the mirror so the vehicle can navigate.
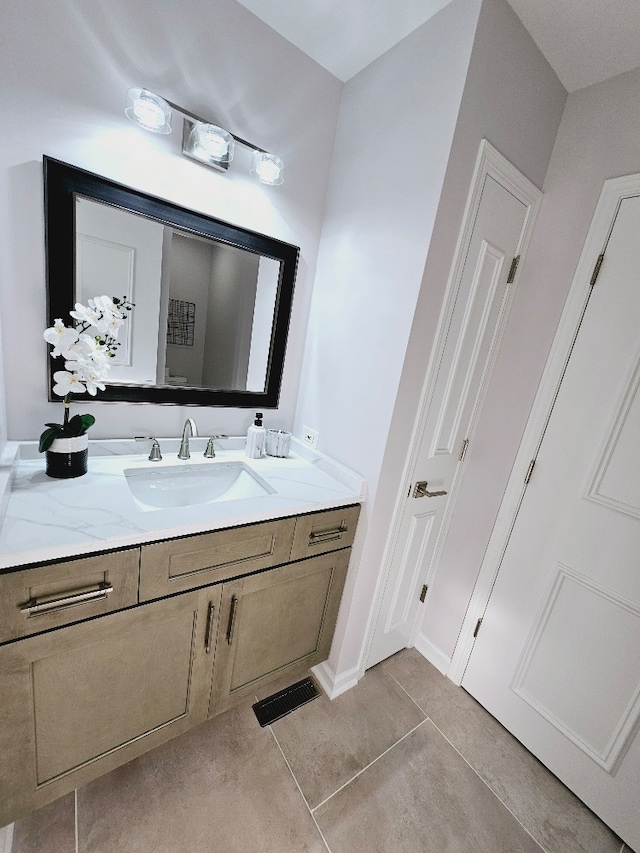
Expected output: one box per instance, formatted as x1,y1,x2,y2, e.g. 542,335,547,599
44,157,299,407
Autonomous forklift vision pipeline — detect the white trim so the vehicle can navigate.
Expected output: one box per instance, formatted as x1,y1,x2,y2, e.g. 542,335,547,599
447,171,640,687
311,660,360,700
0,823,13,853
360,139,542,674
413,631,451,675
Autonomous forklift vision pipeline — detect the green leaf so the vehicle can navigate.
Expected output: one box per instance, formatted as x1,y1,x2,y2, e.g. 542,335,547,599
39,426,61,453
44,422,64,429
66,413,95,436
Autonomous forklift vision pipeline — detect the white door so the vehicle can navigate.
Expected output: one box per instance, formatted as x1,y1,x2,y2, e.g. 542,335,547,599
76,197,164,385
462,192,640,849
367,144,540,667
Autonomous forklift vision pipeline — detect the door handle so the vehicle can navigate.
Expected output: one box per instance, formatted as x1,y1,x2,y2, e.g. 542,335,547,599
20,583,113,616
413,481,448,499
205,602,216,654
226,595,238,645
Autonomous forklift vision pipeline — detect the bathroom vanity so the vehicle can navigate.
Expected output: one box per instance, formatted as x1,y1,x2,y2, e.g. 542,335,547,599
0,438,363,826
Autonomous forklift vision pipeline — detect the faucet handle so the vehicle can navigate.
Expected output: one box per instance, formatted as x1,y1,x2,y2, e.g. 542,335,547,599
135,436,162,461
204,435,228,458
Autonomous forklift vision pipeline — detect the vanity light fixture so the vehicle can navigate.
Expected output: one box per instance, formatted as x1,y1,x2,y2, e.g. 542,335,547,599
125,88,172,134
250,152,285,186
125,87,284,184
187,122,235,165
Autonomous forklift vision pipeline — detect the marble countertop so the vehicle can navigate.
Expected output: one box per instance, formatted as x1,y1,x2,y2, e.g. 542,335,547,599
0,437,366,571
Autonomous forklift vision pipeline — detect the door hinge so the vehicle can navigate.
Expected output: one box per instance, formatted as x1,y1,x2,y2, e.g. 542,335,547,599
506,254,520,284
473,617,483,638
419,584,428,603
458,438,469,463
590,253,605,287
524,459,536,485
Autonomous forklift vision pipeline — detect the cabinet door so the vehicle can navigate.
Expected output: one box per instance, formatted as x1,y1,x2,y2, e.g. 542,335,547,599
0,587,220,827
211,550,350,715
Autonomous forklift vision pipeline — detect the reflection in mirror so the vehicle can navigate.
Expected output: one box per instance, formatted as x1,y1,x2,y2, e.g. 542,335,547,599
45,157,299,408
75,198,279,393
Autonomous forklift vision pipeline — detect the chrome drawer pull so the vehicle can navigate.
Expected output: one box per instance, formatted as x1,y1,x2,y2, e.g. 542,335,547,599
309,524,347,544
20,583,114,617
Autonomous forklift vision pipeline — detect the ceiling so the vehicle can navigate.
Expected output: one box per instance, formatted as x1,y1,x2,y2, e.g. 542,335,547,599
234,0,640,92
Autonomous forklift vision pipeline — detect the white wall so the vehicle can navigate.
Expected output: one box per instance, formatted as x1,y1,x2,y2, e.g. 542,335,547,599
421,63,640,665
0,0,342,441
294,0,484,681
320,0,567,680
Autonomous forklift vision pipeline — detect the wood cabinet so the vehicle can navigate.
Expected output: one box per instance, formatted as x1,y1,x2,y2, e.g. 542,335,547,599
0,504,359,827
211,549,351,714
0,586,219,826
0,549,139,643
139,517,296,601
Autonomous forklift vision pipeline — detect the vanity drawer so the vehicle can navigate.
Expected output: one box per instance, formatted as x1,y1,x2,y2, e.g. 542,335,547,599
0,549,139,644
139,517,297,601
290,504,360,562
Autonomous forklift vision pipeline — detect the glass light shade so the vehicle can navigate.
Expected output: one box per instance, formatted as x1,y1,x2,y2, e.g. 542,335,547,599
251,152,285,186
125,88,172,134
189,123,235,163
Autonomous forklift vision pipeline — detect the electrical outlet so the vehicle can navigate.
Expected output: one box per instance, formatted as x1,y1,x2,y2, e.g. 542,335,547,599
301,425,319,449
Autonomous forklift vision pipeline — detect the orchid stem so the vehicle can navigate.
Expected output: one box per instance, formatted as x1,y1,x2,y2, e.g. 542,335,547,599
63,395,70,428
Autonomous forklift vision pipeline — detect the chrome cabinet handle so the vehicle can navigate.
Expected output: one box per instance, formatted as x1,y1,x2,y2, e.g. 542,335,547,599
413,481,448,499
205,602,216,654
226,595,238,645
309,524,347,544
20,582,113,617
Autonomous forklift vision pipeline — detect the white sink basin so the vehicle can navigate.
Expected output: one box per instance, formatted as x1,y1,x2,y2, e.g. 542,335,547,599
124,461,274,510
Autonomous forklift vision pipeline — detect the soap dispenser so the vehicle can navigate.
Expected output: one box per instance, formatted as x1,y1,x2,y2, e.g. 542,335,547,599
245,412,266,458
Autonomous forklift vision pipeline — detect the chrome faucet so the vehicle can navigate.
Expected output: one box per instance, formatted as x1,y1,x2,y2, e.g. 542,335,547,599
204,435,228,458
178,418,198,459
135,436,162,461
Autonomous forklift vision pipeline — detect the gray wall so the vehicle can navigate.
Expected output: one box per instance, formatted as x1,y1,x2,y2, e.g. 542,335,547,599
293,0,483,677
323,0,567,678
421,63,640,666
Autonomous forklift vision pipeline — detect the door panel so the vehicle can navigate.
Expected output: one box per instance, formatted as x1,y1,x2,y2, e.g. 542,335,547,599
368,170,533,667
462,193,640,848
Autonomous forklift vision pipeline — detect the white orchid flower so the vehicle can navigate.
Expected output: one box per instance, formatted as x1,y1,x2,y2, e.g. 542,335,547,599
91,295,119,316
73,362,107,395
104,315,125,337
52,370,86,396
43,320,80,358
69,302,100,326
65,334,110,367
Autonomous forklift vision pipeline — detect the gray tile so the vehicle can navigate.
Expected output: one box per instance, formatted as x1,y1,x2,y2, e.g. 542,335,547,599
315,720,543,853
77,701,326,853
10,793,75,853
383,648,624,853
269,664,425,808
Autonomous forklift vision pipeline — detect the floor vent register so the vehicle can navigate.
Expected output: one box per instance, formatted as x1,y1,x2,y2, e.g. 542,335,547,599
252,676,321,727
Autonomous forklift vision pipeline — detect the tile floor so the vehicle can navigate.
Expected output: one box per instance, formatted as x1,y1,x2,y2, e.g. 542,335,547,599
4,648,630,853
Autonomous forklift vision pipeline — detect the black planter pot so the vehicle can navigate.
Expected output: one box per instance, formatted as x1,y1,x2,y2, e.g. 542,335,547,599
45,435,89,479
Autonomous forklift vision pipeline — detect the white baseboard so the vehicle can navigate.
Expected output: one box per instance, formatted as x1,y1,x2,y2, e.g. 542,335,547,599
0,822,14,853
413,632,451,675
311,660,360,700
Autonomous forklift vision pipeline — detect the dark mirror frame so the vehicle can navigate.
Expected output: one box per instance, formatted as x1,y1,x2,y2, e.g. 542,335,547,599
43,157,299,408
